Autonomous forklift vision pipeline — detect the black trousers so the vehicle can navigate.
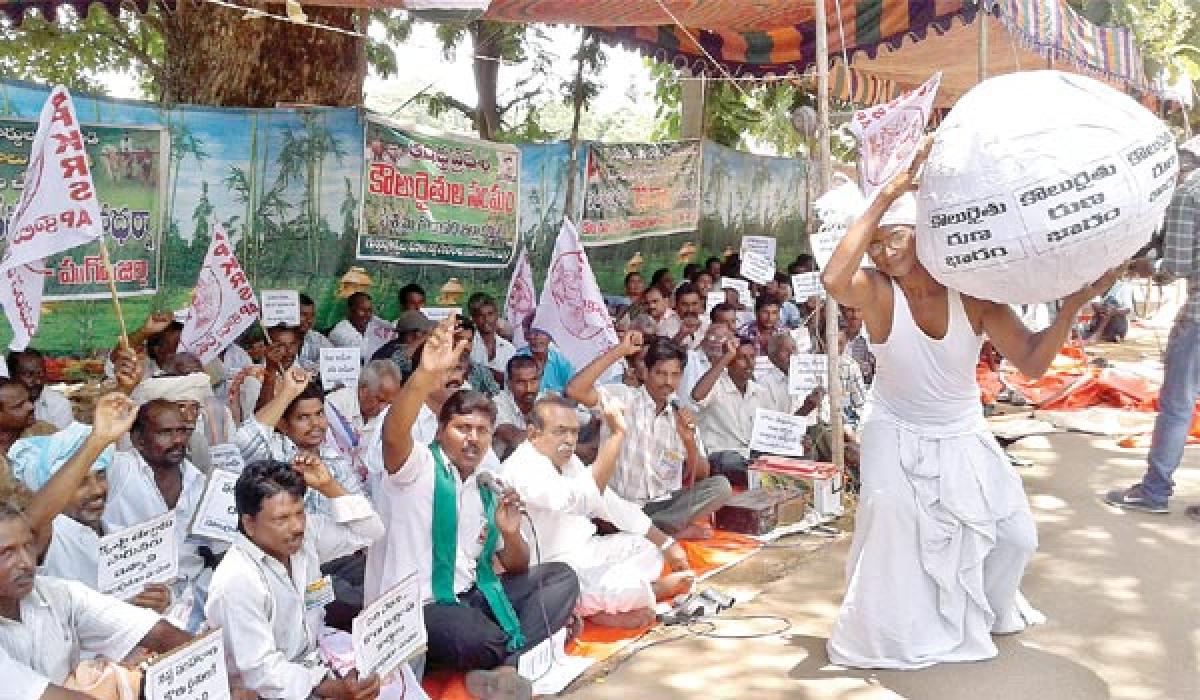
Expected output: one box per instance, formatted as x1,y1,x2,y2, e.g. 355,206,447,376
423,562,580,670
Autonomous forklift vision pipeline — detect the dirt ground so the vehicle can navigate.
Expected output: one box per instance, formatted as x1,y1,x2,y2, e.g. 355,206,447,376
566,330,1200,700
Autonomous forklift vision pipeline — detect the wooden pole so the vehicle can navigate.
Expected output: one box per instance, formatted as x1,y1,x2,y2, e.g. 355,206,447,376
97,239,130,351
815,0,845,481
978,4,989,83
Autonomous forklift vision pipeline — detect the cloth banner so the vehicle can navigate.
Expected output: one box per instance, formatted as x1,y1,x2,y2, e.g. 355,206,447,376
179,223,260,364
504,246,536,350
359,115,519,268
532,218,618,369
0,116,163,300
0,87,108,350
849,72,940,204
580,140,701,245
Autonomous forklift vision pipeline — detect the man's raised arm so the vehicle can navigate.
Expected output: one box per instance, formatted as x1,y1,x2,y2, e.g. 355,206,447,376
381,315,467,474
565,331,643,408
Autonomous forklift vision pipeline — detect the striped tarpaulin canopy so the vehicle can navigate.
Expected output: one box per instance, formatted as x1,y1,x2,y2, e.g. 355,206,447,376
0,0,158,24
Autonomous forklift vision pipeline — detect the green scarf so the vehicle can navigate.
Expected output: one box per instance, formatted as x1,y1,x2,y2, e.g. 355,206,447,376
430,442,526,652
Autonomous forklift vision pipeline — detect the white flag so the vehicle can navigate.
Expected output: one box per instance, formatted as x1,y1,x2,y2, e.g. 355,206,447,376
179,224,260,364
849,72,941,204
504,247,537,349
0,86,105,350
532,219,618,369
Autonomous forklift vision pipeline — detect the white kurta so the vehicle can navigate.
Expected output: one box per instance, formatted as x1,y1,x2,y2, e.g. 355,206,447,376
827,284,1037,670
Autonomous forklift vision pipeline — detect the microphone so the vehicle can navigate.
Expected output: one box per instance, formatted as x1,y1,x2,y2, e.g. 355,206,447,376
476,471,527,514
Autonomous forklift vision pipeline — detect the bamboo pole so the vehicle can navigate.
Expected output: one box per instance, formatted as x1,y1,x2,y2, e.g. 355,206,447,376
97,239,130,351
978,3,989,83
815,0,845,482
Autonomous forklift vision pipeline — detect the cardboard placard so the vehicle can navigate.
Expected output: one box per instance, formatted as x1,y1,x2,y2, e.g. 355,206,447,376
320,347,363,388
788,354,828,395
719,277,753,308
143,630,231,700
791,272,824,300
189,468,240,543
207,443,245,474
260,290,300,328
353,570,426,680
740,235,777,261
753,355,774,383
705,291,726,315
740,251,775,286
97,512,178,599
749,408,808,457
517,627,594,696
420,307,457,323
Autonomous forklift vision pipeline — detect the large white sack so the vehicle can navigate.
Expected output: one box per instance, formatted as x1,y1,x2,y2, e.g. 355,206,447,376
916,70,1177,304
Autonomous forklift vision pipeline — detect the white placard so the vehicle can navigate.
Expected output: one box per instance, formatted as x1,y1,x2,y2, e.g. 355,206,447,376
320,347,363,388
749,408,809,457
144,630,232,700
753,355,773,383
740,251,776,285
791,272,824,300
705,291,725,315
518,627,594,696
189,469,240,543
741,235,777,261
353,570,426,680
97,512,178,599
788,353,829,395
208,443,246,474
261,290,301,327
421,307,457,323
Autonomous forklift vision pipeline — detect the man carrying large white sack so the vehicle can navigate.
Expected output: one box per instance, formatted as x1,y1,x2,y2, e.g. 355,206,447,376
821,138,1122,669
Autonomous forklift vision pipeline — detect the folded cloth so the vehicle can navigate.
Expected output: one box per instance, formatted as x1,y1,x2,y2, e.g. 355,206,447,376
131,372,215,405
9,422,114,490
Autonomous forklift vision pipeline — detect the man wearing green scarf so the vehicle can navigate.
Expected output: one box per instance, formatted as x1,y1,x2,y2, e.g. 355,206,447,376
363,315,580,687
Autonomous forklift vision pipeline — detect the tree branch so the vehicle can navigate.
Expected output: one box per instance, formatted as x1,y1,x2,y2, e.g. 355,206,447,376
498,87,542,117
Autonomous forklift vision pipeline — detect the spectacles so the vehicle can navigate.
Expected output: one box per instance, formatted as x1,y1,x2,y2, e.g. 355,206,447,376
867,229,911,257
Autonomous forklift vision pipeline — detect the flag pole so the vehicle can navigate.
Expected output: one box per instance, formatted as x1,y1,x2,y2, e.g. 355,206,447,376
97,238,130,351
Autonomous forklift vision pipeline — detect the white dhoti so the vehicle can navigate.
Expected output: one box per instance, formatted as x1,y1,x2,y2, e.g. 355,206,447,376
566,533,662,616
827,406,1037,669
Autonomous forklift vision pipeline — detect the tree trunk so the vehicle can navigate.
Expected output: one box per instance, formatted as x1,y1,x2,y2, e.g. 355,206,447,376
563,30,590,220
161,0,365,107
471,21,501,140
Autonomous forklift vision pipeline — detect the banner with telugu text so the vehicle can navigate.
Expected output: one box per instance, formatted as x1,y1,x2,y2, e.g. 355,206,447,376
0,118,165,300
579,140,702,246
358,115,520,268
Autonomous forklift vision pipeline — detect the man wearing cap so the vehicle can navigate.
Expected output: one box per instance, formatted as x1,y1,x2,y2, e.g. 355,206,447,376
1107,143,1200,518
330,292,397,361
372,309,436,374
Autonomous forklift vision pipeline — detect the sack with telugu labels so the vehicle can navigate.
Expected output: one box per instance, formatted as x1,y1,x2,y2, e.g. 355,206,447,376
916,70,1177,304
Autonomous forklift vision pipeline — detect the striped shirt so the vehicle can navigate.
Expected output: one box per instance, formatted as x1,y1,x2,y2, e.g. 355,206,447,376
1161,172,1200,324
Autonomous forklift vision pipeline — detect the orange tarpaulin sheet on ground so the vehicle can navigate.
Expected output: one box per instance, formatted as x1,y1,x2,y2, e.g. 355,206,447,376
421,532,761,700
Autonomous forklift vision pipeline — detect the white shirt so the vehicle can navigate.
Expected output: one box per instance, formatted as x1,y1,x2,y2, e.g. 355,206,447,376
0,577,160,684
469,331,516,374
189,399,238,474
0,644,48,700
694,370,772,457
329,317,396,361
500,442,651,564
34,389,73,430
101,452,207,607
653,309,682,338
760,364,816,426
219,345,255,403
298,329,333,371
676,350,713,413
206,495,384,699
595,384,701,505
41,516,100,588
364,442,494,606
674,317,709,351
493,390,529,430
235,419,365,517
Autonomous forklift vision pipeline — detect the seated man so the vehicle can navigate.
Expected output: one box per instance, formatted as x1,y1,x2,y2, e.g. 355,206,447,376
501,394,694,628
761,333,822,424
366,316,579,676
737,295,783,356
234,324,303,423
7,349,73,431
641,286,681,339
468,293,517,386
808,320,867,473
146,353,238,475
330,292,396,360
492,356,542,461
566,334,732,540
370,310,434,372
690,337,774,487
103,399,209,631
296,293,334,371
0,481,191,697
1085,276,1135,343
517,328,573,395
675,321,733,414
11,393,173,615
207,457,384,700
669,283,708,351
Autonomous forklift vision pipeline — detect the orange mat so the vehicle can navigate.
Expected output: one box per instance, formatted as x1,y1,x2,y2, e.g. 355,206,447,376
420,531,762,699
